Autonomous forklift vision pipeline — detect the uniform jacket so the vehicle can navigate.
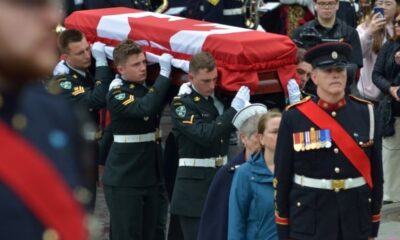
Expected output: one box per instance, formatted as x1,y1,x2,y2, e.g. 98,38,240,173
54,63,113,124
170,88,236,217
0,84,92,239
102,75,170,187
198,151,246,240
274,96,383,240
228,151,277,240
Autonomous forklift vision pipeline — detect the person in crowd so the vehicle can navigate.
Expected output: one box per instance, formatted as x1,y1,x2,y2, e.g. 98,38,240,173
0,0,92,239
292,0,363,93
51,29,113,209
357,0,398,103
203,0,246,28
372,12,400,204
228,110,281,240
102,39,172,240
275,42,383,240
197,103,268,240
170,51,250,240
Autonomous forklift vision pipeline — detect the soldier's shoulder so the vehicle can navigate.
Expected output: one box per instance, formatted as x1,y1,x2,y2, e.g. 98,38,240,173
171,94,194,106
349,95,373,106
285,96,312,111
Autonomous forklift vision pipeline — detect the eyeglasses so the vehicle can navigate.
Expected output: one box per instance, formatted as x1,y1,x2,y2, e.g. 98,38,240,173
394,20,400,26
316,1,337,8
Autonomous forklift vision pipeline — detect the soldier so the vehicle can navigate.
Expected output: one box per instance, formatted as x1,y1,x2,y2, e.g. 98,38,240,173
170,52,250,240
102,39,173,240
0,0,90,239
51,29,113,209
274,42,383,240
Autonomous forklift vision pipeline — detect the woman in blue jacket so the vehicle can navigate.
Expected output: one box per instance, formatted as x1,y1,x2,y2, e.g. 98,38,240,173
228,110,281,240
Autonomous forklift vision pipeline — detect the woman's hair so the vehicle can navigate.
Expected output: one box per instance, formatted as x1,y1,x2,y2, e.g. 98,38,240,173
257,110,282,135
239,114,262,138
393,11,400,41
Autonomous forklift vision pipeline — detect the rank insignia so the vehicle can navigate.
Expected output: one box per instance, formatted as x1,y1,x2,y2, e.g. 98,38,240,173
129,84,135,89
175,105,187,118
148,87,155,93
72,74,78,79
96,80,101,86
72,86,85,96
194,96,201,102
122,95,134,105
60,81,72,90
115,93,126,100
144,116,149,121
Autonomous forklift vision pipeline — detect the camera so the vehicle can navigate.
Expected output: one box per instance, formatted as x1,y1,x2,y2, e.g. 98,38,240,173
373,7,384,18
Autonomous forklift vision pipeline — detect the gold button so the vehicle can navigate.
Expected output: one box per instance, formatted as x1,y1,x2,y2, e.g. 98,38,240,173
220,139,224,143
334,167,340,173
368,198,371,203
334,148,339,154
43,229,59,240
297,202,301,207
331,111,337,117
11,114,27,130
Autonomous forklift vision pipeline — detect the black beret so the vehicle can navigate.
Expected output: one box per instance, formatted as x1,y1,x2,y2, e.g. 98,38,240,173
304,42,352,69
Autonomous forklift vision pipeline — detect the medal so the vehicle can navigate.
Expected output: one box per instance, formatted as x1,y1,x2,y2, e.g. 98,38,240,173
310,127,316,149
293,132,302,152
305,131,311,150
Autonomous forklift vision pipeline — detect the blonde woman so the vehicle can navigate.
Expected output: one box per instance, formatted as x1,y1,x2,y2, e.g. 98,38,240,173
356,0,398,102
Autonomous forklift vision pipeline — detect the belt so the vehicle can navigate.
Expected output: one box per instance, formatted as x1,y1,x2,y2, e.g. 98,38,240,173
113,131,160,143
294,174,366,192
223,7,245,16
179,155,228,168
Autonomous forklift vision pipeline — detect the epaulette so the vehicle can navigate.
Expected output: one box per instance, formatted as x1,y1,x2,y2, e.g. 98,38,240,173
285,96,311,111
349,95,373,105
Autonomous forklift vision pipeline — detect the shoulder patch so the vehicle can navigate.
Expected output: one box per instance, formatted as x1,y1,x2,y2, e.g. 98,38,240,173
349,95,373,105
114,93,126,100
285,96,311,111
175,105,187,118
59,81,72,90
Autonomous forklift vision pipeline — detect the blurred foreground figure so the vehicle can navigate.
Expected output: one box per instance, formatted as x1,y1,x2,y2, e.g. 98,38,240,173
0,1,91,239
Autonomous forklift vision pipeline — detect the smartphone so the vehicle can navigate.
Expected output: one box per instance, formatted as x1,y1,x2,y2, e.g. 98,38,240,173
373,7,384,18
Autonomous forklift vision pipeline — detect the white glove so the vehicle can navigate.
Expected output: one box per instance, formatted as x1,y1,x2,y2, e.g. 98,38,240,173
109,75,123,91
159,53,173,78
178,82,192,96
287,79,301,104
231,86,250,111
91,42,107,67
53,60,69,76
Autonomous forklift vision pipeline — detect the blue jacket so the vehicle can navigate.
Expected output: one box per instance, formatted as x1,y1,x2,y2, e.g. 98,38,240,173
228,152,277,240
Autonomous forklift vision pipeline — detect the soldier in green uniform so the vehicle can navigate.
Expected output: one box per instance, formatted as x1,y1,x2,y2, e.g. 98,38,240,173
102,39,173,240
170,52,250,240
51,29,113,209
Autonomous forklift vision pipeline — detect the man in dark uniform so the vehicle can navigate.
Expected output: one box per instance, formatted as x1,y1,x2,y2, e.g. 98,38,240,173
170,52,250,240
292,0,363,93
52,29,113,209
274,42,383,240
102,39,173,240
0,0,91,239
203,0,246,28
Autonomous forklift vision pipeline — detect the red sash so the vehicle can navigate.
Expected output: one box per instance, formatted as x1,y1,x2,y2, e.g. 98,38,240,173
0,121,87,239
297,100,373,188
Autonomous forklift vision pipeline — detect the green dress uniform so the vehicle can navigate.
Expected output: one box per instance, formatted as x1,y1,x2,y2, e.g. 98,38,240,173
102,75,170,240
51,63,113,210
170,88,236,240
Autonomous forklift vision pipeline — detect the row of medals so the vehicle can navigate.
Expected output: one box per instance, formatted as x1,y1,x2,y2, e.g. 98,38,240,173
293,128,332,152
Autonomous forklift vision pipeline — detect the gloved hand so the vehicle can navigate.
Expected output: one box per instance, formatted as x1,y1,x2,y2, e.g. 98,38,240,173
159,53,173,78
178,82,192,96
287,79,301,104
92,42,107,67
53,60,69,76
109,75,123,91
231,86,250,111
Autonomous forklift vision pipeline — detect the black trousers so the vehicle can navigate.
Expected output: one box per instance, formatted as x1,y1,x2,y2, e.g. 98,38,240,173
104,185,159,240
179,216,200,240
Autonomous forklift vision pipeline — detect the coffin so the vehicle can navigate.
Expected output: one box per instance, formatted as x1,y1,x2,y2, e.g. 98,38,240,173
65,7,298,95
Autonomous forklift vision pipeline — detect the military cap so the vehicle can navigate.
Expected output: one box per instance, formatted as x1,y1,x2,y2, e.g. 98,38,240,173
232,103,268,130
304,42,352,69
